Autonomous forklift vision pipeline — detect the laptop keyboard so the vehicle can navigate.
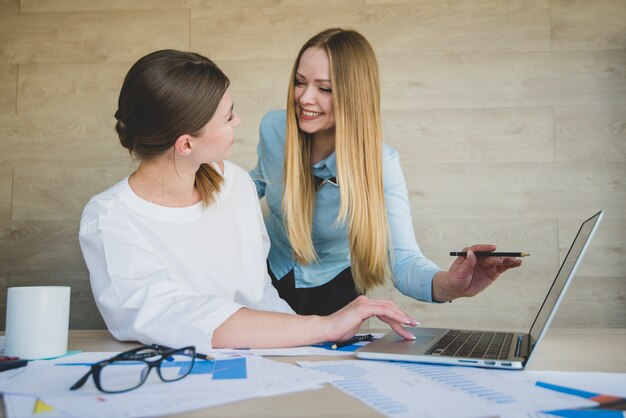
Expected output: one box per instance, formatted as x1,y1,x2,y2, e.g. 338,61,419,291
425,330,514,360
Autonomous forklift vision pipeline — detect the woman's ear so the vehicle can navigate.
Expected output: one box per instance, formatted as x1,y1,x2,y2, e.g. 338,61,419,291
174,134,193,156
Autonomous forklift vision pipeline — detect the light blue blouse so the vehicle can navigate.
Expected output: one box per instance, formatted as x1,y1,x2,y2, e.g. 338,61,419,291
250,110,441,302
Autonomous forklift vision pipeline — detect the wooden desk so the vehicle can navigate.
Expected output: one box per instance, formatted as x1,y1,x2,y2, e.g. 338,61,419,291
5,329,626,418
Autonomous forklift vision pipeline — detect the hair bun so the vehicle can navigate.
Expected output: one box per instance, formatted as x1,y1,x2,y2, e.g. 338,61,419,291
115,111,134,150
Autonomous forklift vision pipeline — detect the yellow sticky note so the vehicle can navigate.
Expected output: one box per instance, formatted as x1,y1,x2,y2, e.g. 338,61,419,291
33,399,55,414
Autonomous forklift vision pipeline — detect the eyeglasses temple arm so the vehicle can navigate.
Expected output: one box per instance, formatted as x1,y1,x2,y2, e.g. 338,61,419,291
150,344,212,360
70,369,93,391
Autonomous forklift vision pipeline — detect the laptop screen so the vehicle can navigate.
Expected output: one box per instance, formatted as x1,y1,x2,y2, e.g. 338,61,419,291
528,211,603,345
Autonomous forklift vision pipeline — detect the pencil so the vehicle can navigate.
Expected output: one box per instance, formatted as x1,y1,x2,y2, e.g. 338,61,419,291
331,334,374,350
151,344,213,360
450,251,530,257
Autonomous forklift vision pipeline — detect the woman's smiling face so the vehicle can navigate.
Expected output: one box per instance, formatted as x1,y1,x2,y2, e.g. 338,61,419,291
293,47,335,138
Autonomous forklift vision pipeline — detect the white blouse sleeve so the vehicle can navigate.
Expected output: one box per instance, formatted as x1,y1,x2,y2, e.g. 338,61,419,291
256,278,295,313
79,212,243,353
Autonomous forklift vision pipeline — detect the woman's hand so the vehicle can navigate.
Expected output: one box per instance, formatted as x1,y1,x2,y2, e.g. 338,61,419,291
323,295,418,342
432,244,523,302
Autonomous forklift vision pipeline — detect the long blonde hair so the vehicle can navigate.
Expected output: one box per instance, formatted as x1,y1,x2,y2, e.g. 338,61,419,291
283,29,390,293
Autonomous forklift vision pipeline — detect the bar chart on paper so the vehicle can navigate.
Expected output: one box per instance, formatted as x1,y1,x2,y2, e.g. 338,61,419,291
397,362,515,404
298,360,593,418
299,360,487,417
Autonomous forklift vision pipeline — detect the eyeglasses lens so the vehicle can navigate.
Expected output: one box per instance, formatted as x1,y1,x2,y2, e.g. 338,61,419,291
159,347,195,381
99,358,149,392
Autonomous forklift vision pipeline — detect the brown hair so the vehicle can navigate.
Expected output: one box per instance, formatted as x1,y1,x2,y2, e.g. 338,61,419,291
283,29,390,293
115,49,230,205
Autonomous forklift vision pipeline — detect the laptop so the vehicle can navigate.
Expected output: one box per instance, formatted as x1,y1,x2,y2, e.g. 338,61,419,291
357,210,604,370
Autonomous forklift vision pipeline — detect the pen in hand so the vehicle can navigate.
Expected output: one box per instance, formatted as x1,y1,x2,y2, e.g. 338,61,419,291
331,334,374,350
450,252,530,257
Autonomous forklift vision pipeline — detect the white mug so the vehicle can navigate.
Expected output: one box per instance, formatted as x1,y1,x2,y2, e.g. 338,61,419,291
4,286,71,360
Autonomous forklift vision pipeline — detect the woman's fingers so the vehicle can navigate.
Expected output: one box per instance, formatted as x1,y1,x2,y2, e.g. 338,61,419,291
390,322,417,340
496,258,523,273
466,244,497,253
360,298,418,326
377,315,417,340
332,296,419,341
359,300,419,340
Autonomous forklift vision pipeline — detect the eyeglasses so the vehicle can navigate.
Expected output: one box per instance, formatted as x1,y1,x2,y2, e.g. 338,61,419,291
70,345,196,393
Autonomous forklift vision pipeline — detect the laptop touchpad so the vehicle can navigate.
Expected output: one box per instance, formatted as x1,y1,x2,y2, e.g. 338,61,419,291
414,335,437,346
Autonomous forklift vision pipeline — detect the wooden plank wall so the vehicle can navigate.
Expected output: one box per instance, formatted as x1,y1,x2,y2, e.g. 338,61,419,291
0,0,624,331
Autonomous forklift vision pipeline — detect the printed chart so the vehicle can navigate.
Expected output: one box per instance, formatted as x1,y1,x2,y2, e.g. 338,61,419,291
299,360,593,418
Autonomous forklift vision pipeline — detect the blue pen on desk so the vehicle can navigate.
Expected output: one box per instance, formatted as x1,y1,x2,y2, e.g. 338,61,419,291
331,334,374,350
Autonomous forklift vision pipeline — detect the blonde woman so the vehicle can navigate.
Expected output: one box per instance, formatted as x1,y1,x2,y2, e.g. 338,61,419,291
251,29,522,315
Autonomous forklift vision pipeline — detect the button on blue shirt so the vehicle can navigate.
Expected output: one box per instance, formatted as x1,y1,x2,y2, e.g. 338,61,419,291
250,110,441,302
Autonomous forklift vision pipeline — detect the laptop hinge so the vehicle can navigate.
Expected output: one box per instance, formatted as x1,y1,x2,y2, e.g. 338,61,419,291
515,333,531,359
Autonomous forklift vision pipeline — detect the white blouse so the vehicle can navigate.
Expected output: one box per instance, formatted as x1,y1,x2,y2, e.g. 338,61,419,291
79,161,294,352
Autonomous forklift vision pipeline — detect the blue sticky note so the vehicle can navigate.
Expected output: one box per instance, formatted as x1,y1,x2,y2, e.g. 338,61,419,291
188,359,215,375
212,357,247,380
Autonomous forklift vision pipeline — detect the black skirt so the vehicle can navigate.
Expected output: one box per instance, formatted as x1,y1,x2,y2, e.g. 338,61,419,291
269,266,360,316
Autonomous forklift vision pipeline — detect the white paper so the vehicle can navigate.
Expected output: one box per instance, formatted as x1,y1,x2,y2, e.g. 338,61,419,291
0,352,333,418
522,370,626,397
3,394,76,418
496,370,626,417
299,360,595,418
